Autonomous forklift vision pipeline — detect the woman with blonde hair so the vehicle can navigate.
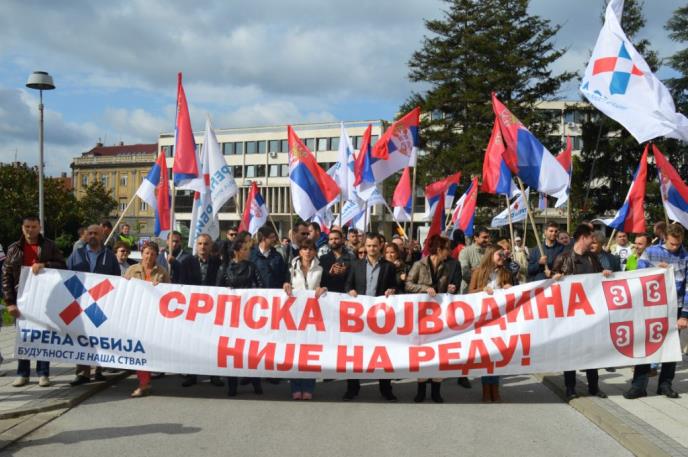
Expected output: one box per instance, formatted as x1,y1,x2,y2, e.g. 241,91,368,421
469,246,513,402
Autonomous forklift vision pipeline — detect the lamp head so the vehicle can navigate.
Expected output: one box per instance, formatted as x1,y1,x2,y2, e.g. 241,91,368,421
26,71,55,91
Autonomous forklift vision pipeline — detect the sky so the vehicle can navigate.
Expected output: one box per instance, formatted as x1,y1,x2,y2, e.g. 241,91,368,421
0,0,683,175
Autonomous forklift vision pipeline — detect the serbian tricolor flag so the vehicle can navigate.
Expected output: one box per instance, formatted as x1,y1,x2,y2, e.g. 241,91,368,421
554,136,573,207
423,192,445,257
172,73,203,193
450,177,479,237
481,120,515,195
288,126,340,220
654,144,688,229
239,182,268,236
443,171,462,210
424,172,461,219
492,94,569,201
365,107,420,186
354,124,375,187
392,167,413,222
136,151,171,237
599,145,648,233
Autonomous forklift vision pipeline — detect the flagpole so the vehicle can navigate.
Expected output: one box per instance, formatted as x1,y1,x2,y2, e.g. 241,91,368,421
409,165,418,242
288,187,294,236
170,180,176,235
517,178,546,272
268,213,280,237
566,166,572,234
382,200,408,240
104,193,138,247
606,228,616,251
505,193,515,249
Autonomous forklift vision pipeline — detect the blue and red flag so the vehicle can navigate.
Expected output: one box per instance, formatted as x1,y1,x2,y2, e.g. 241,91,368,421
392,167,413,222
172,73,203,192
654,144,688,230
451,177,479,237
600,145,648,233
424,172,461,219
238,181,268,236
554,136,573,207
492,94,569,201
354,124,375,187
423,192,445,257
135,151,171,237
288,126,340,220
481,120,515,195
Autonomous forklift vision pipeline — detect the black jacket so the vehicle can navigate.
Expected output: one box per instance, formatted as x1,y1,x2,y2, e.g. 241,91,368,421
67,246,121,277
345,258,398,297
169,252,202,286
197,255,221,286
319,250,354,293
216,260,264,289
250,247,289,289
527,242,566,281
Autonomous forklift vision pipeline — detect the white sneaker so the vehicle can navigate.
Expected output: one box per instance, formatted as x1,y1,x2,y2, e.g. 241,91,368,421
38,376,51,387
12,376,29,387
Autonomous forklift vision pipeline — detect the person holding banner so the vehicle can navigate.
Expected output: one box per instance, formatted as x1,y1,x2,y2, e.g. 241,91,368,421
552,224,611,401
469,246,513,402
251,226,289,290
217,238,265,397
123,242,170,397
319,229,353,294
624,223,688,399
283,239,327,400
343,233,399,401
405,235,458,403
3,215,66,388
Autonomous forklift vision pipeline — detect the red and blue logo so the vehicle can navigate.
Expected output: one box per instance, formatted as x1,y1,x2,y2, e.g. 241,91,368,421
60,276,114,328
592,43,644,95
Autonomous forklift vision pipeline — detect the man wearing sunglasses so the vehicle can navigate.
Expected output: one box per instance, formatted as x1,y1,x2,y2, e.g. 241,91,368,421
281,222,309,265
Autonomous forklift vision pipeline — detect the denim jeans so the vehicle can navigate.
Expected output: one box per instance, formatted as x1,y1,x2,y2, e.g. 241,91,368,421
481,376,500,385
632,362,676,390
290,378,316,394
17,359,50,377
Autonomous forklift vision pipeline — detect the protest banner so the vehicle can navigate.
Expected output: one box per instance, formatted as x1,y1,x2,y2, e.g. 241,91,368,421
15,267,681,379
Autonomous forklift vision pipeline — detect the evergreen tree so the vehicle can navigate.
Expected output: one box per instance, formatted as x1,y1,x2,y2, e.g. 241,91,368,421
578,0,661,221
401,0,575,201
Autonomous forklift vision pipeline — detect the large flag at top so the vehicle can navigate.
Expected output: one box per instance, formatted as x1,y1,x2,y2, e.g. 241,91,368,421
238,182,268,236
580,0,688,143
172,73,204,193
365,107,420,185
654,144,688,230
492,94,569,201
135,151,171,238
288,126,340,220
599,145,648,233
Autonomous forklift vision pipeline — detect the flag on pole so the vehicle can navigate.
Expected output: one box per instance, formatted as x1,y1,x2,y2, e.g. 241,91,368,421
288,126,340,220
492,94,570,201
450,177,479,237
392,167,413,222
481,120,516,196
599,145,648,233
238,182,268,235
443,172,462,210
580,0,688,143
332,122,356,202
172,73,204,192
135,152,171,238
424,172,461,219
423,192,445,256
491,188,529,228
554,136,573,208
653,144,688,229
367,107,420,184
354,124,375,188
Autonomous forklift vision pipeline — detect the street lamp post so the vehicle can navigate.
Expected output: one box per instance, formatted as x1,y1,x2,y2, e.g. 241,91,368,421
26,71,56,232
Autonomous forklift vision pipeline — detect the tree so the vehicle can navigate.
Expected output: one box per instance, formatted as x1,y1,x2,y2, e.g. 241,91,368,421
402,0,575,198
78,181,117,225
577,0,661,220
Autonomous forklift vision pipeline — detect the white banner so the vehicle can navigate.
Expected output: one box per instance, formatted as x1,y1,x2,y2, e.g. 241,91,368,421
15,267,682,378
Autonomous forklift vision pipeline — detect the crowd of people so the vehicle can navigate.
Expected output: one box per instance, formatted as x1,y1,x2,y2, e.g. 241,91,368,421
2,215,686,403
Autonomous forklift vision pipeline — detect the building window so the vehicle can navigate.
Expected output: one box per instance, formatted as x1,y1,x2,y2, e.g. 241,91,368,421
140,201,149,211
269,164,280,177
269,140,281,153
305,138,316,151
246,141,258,154
280,139,289,153
258,141,267,154
317,138,329,151
330,137,340,150
162,145,173,157
119,174,128,187
233,166,243,178
81,175,88,186
246,165,265,178
572,136,583,150
256,165,266,177
119,199,127,212
352,136,361,149
222,142,234,155
234,142,244,154
101,175,109,188
281,164,290,177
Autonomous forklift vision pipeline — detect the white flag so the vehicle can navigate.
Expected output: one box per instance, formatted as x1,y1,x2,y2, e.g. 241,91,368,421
580,0,688,143
490,189,529,229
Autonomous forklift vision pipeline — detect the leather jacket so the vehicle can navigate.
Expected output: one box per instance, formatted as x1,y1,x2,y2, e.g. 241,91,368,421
216,260,264,289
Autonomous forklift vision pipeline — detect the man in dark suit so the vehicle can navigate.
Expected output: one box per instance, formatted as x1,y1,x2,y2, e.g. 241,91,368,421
343,233,399,401
158,231,202,286
182,234,223,388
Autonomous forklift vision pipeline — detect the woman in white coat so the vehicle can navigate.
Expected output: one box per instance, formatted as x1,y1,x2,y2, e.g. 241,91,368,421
283,238,327,400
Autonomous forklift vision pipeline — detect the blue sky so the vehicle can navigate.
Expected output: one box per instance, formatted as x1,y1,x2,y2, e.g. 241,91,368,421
0,0,683,175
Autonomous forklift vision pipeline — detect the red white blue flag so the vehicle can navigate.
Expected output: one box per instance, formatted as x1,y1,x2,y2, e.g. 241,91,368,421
654,144,688,230
450,177,479,237
172,73,203,193
239,181,268,236
599,145,648,233
392,167,413,222
136,151,171,237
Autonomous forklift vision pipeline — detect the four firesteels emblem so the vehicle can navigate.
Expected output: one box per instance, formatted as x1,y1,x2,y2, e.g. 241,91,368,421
59,276,114,328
